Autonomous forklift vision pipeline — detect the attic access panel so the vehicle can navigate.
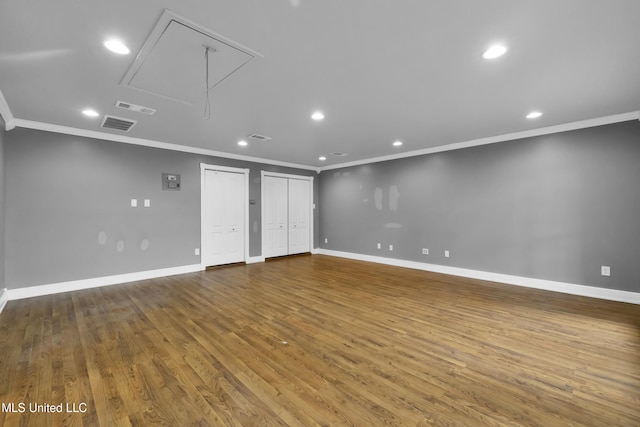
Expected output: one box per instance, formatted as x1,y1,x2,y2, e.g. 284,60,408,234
122,10,263,104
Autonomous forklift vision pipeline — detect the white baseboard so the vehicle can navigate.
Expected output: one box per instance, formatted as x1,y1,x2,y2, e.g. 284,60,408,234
6,264,204,301
0,288,8,315
311,248,320,255
246,256,266,264
318,249,640,305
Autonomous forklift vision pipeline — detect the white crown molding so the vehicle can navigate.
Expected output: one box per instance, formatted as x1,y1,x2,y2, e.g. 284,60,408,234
0,288,8,315
318,249,640,305
7,264,203,301
8,110,639,174
11,118,320,172
0,89,16,130
320,111,640,171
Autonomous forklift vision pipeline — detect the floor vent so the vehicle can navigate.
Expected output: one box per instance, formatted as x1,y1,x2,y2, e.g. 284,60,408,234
116,101,156,115
101,115,137,132
249,133,272,141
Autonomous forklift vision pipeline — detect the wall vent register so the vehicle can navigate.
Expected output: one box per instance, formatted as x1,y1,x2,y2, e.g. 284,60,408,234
101,115,137,132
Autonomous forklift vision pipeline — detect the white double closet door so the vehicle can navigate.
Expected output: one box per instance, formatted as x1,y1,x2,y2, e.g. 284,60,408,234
263,174,312,258
202,168,247,266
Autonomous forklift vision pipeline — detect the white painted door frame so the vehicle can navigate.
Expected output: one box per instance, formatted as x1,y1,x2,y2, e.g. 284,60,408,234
200,163,250,268
261,171,314,258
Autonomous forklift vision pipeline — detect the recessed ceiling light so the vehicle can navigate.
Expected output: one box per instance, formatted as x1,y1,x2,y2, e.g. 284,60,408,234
311,111,325,121
318,156,327,161
82,108,99,117
482,44,507,59
526,111,543,119
393,140,403,147
104,39,131,55
237,140,248,146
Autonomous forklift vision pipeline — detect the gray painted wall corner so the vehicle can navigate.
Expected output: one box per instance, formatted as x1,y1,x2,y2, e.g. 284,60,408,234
0,116,5,289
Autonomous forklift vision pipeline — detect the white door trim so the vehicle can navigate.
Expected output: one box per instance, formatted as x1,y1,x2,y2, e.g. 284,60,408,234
261,171,315,181
261,171,314,258
201,163,250,268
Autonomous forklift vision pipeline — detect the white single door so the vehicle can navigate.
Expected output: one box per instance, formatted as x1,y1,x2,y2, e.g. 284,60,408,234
203,170,245,266
263,176,288,257
288,178,311,254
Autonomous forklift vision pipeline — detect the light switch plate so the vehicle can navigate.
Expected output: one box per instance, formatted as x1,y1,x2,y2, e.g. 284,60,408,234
131,199,137,207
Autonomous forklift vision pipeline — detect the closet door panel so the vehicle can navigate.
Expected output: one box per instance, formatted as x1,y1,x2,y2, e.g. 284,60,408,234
263,176,288,257
288,178,310,255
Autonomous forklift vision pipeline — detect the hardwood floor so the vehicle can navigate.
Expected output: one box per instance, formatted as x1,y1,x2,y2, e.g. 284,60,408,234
1,254,639,426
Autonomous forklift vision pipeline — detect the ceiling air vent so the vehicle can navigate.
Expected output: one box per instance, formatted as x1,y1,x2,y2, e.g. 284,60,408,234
331,152,348,157
249,133,272,141
101,115,137,132
116,100,156,115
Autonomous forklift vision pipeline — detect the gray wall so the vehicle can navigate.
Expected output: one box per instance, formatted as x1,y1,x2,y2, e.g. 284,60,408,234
0,117,5,289
319,120,640,293
4,128,319,289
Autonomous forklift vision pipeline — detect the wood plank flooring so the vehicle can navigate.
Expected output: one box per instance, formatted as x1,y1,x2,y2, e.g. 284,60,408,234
1,254,639,426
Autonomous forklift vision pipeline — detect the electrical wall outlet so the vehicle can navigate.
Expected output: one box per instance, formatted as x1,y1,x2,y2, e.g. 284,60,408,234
377,243,381,249
324,238,328,244
195,248,200,256
445,250,450,258
601,266,611,277
389,245,393,251
422,248,429,255
130,198,137,207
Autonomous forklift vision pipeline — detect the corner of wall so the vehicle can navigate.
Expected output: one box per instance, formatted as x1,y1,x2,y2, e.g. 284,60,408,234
0,114,6,291
0,89,16,131
0,288,7,315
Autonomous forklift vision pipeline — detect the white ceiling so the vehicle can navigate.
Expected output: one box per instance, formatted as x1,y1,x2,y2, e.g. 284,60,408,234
1,0,639,169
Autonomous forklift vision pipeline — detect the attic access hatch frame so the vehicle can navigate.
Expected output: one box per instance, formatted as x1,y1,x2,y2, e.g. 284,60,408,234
121,9,263,104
